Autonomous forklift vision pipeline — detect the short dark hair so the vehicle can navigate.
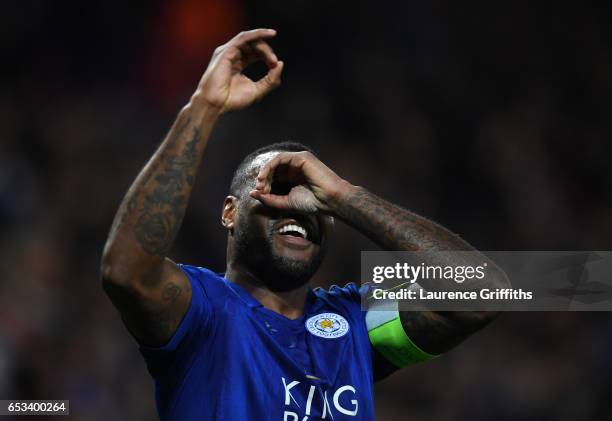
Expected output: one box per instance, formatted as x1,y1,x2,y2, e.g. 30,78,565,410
229,141,316,198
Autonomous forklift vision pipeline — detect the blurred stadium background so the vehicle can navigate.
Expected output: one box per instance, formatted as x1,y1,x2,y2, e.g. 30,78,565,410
2,1,612,420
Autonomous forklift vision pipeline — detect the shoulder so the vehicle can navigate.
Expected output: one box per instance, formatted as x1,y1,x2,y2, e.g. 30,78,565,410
177,265,258,311
316,282,363,300
177,264,220,280
176,265,239,311
177,264,227,296
313,282,367,313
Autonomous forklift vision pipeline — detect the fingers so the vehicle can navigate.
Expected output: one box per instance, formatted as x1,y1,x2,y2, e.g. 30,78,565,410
228,29,283,99
255,154,283,194
254,60,284,100
249,190,292,210
255,152,302,194
231,28,277,45
218,29,278,64
236,39,277,69
251,40,278,67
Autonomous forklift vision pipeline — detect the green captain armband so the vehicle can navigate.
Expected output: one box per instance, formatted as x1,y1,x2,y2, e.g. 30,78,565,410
366,300,438,368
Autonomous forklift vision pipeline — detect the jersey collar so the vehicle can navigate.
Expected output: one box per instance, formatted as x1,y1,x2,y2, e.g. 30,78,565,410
219,272,325,316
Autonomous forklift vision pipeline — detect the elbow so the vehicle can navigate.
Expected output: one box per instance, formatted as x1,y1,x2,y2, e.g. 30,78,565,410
99,251,144,303
100,240,162,294
438,266,510,333
491,265,512,290
452,308,500,332
100,250,126,289
99,242,136,289
100,258,124,304
472,266,511,324
470,309,501,326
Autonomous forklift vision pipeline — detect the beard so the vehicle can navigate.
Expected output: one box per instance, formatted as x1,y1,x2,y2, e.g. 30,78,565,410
232,222,325,292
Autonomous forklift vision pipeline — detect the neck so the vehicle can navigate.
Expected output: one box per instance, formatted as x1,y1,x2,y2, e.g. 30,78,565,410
225,262,310,319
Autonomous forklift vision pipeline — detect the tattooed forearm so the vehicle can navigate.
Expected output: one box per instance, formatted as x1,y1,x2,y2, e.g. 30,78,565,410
335,186,508,353
335,187,471,252
335,186,508,289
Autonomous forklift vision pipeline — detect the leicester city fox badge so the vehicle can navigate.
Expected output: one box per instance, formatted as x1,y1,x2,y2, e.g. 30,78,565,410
305,313,350,339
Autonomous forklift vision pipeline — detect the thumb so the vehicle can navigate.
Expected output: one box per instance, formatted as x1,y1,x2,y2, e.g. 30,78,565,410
254,61,284,100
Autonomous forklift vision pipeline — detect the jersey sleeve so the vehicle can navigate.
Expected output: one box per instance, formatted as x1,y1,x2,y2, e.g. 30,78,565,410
357,283,401,381
138,264,214,380
327,282,400,381
326,282,363,303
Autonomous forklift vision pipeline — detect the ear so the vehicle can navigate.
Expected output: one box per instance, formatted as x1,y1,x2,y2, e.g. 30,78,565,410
221,196,238,231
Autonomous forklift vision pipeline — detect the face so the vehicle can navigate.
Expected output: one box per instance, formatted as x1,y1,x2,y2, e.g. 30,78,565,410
224,152,334,291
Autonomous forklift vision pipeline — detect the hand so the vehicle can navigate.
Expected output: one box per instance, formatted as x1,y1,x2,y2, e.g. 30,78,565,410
249,151,354,214
193,29,284,114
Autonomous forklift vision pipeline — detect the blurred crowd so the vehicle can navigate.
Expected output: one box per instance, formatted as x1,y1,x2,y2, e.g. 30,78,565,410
2,1,612,420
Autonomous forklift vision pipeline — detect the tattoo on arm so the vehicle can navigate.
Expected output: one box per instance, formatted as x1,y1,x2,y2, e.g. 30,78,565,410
142,281,187,341
337,187,507,353
102,105,217,346
107,107,209,266
101,276,191,345
336,187,470,252
161,282,183,301
115,280,191,345
133,123,200,256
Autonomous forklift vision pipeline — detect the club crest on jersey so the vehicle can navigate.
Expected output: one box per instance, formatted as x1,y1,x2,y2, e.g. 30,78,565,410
305,313,350,339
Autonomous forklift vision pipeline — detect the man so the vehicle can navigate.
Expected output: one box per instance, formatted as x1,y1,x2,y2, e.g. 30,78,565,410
101,29,508,420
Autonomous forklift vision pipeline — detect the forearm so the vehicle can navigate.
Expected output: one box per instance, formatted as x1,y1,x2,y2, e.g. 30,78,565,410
333,185,472,252
102,99,219,282
334,185,508,353
333,185,509,292
100,29,282,346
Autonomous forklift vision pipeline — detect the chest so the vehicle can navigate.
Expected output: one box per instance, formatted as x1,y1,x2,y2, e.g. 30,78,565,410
213,308,373,419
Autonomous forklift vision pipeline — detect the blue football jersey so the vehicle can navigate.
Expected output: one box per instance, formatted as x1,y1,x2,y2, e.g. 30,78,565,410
139,265,389,420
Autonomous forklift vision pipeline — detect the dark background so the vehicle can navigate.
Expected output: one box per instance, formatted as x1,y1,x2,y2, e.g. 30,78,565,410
2,1,612,419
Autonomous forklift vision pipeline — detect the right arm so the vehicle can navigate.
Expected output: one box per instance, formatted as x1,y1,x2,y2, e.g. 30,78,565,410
100,29,284,346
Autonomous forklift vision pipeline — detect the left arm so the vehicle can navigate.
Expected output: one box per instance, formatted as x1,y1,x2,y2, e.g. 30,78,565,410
250,151,510,355
332,185,509,354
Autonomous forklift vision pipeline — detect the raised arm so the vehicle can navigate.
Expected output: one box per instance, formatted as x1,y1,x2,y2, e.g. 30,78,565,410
101,29,283,346
249,152,509,355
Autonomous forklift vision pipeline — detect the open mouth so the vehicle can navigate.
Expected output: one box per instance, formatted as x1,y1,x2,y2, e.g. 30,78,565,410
277,224,308,240
274,219,317,245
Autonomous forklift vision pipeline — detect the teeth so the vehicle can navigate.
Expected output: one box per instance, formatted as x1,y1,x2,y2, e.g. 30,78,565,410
278,224,308,239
